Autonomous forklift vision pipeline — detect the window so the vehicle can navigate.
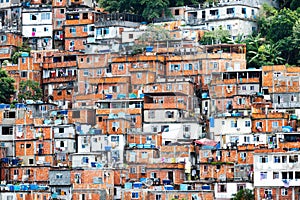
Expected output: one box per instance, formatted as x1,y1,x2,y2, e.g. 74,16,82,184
237,98,245,105
250,86,255,90
150,172,157,178
32,28,36,33
240,152,246,160
253,135,260,142
97,69,102,76
165,111,174,118
273,172,279,179
56,174,63,179
103,28,109,35
161,125,169,132
93,177,103,184
152,126,158,132
118,64,124,70
272,121,278,128
44,27,49,32
264,189,272,199
241,86,246,90
1,35,7,42
83,70,89,76
256,122,262,129
83,25,88,32
237,184,245,191
178,84,183,90
30,14,37,20
203,151,209,158
282,156,287,163
82,13,88,19
184,64,192,70
183,125,190,132
281,188,288,196
210,9,218,16
218,184,227,192
141,152,148,159
231,120,237,128
245,121,251,127
72,111,80,118
82,157,89,164
226,8,234,14
227,25,232,30
57,128,64,134
166,84,172,91
148,111,155,119
273,72,282,77
242,8,246,14
211,62,218,69
259,156,268,163
129,34,133,39
296,172,300,179
25,169,31,175
170,64,180,71
289,155,298,163
70,27,76,33
21,57,26,64
130,167,136,173
60,9,64,14
41,13,50,20
136,73,142,79
155,194,162,200
132,192,139,199
260,172,267,180
282,172,294,180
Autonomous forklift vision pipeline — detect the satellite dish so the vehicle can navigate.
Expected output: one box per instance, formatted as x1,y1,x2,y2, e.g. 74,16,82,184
144,178,153,187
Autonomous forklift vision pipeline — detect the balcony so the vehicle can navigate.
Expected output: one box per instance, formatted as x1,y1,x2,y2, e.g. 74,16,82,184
76,93,105,101
44,61,77,69
43,75,77,84
89,76,130,84
144,102,186,110
251,112,289,119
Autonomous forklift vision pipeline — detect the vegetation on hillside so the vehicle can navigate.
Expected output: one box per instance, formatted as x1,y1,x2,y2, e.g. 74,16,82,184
0,69,15,104
231,189,254,200
200,4,300,68
18,80,43,102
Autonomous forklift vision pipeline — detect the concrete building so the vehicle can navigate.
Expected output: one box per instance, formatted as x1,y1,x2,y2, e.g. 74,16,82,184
185,0,259,39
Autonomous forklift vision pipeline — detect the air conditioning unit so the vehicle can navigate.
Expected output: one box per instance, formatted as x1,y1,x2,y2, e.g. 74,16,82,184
141,167,146,174
22,175,29,181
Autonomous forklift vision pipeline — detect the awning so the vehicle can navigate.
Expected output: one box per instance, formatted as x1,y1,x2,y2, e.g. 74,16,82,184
195,138,217,146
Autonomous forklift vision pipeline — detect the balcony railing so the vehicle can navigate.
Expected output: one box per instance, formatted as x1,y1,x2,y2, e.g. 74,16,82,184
43,75,77,84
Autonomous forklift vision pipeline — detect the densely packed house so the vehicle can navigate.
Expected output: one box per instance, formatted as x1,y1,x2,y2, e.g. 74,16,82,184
2,0,299,200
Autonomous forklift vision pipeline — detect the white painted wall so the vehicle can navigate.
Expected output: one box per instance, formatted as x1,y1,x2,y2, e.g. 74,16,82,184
143,122,202,142
71,154,96,168
22,11,52,25
214,182,253,199
254,152,300,187
22,25,52,37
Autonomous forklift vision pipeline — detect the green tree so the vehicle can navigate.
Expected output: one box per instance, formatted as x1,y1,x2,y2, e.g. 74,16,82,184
256,5,300,65
169,0,205,6
231,189,254,200
277,0,300,10
18,80,42,102
140,0,171,21
0,69,15,104
199,27,230,45
138,24,171,43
